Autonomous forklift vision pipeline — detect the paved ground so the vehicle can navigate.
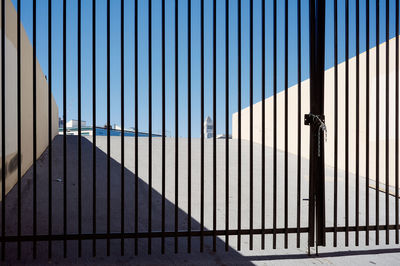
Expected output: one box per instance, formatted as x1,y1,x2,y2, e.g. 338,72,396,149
1,135,400,265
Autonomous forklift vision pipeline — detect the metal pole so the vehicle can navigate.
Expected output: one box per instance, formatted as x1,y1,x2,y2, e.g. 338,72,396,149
307,0,326,250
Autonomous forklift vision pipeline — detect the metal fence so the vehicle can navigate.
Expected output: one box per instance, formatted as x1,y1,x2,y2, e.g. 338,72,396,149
0,0,400,261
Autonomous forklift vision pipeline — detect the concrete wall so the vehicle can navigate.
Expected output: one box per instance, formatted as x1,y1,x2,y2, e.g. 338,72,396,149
0,0,59,199
233,36,400,189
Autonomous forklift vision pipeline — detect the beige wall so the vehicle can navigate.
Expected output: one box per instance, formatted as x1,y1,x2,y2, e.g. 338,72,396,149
233,35,400,189
0,0,59,199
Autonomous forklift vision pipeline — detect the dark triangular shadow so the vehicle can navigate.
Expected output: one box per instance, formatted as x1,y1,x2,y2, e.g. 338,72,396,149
1,136,255,265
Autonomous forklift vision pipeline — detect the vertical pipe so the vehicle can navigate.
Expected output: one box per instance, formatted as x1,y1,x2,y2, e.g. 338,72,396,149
174,0,179,253
308,0,326,248
134,0,139,256
237,0,242,251
106,0,111,256
77,0,82,256
385,0,390,245
365,0,370,246
121,0,125,256
355,0,360,247
273,0,277,249
1,0,5,260
225,0,229,252
47,0,52,259
213,0,217,252
345,0,349,247
187,0,192,253
333,0,338,248
200,0,205,253
62,0,67,257
316,0,326,247
376,0,380,245
161,0,166,254
249,0,254,251
33,0,37,258
92,0,97,256
147,0,152,255
261,0,266,250
284,0,288,249
396,0,399,245
296,0,302,249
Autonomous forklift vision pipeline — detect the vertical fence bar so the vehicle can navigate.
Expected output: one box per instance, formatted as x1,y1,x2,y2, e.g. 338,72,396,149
147,0,152,255
296,0,301,249
174,0,179,254
345,0,349,247
92,0,97,256
121,0,125,256
16,0,22,259
261,0,266,250
247,0,254,252
225,0,229,252
385,0,390,245
396,0,399,245
333,0,338,248
1,0,5,260
213,0,217,252
355,0,360,247
187,0,192,254
62,0,67,257
106,0,111,256
161,0,166,254
16,0,21,259
32,0,37,259
317,0,326,247
308,0,315,250
237,0,242,251
77,0,82,256
284,0,288,249
47,0,52,259
365,0,370,246
33,0,37,258
376,0,380,245
272,0,277,250
200,0,205,253
249,0,254,251
134,0,139,256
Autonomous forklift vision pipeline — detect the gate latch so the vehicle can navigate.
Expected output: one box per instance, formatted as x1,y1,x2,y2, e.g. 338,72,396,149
304,114,327,157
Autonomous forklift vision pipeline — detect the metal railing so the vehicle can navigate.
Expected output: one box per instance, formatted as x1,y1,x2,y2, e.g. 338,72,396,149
1,0,400,261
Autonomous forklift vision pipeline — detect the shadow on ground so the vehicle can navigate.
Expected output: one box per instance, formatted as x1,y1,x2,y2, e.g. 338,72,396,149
1,136,255,265
3,136,400,265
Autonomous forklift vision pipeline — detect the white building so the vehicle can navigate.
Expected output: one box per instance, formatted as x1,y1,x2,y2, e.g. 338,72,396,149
204,116,213,139
66,119,86,129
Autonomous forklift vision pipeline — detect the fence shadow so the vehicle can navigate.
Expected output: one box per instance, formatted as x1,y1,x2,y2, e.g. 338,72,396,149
1,136,255,265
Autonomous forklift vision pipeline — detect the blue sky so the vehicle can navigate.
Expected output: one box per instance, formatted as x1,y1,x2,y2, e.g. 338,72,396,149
12,0,399,137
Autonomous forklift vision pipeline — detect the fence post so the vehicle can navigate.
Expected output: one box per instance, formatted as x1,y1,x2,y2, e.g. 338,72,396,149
307,0,326,250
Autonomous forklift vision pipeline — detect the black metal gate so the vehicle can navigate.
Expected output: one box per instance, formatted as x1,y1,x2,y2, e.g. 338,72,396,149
0,0,399,261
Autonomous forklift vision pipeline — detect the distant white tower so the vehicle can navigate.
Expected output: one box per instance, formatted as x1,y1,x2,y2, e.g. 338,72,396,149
204,116,213,139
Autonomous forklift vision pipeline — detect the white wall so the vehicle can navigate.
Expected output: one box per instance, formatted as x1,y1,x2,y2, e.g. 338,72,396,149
233,36,400,189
